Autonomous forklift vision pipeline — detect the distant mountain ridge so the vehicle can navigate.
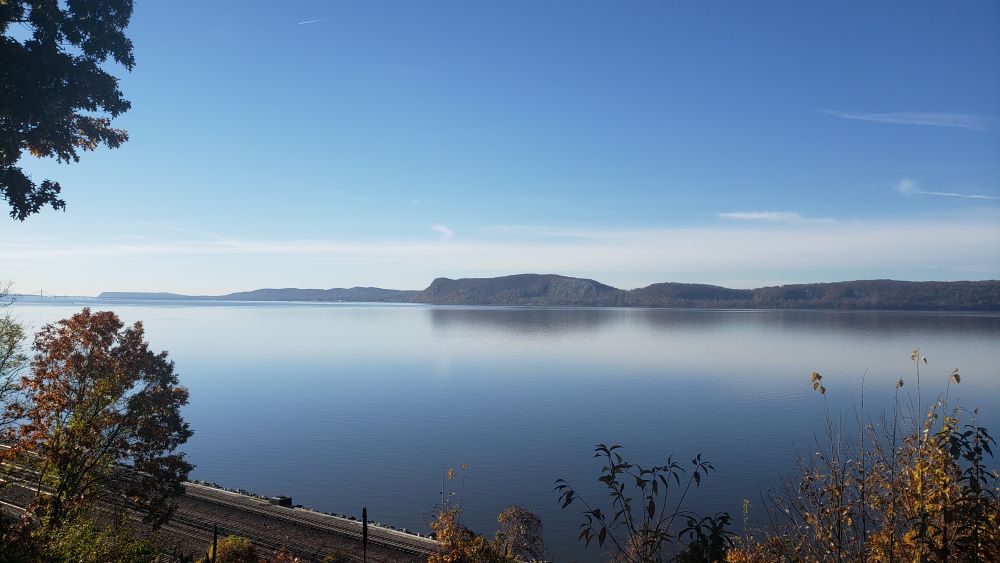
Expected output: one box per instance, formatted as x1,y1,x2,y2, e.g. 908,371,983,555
98,275,1000,311
221,287,418,302
99,287,418,302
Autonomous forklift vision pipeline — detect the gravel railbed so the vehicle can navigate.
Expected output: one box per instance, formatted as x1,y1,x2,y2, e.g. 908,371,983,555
161,482,437,562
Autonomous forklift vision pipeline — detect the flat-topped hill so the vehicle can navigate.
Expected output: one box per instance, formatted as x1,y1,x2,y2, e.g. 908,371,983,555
418,273,622,306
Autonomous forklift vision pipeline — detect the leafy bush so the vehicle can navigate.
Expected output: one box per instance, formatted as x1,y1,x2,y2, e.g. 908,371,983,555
428,508,516,563
0,512,155,563
496,505,549,561
39,514,157,563
202,535,258,563
427,465,545,562
730,352,999,562
555,445,733,562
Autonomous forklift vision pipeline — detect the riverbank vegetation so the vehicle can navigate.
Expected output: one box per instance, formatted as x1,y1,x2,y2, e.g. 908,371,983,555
727,356,999,562
554,445,732,562
438,352,998,562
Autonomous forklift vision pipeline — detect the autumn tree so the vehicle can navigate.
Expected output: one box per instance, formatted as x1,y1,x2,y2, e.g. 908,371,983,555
0,0,134,220
496,505,548,562
7,308,192,529
0,284,26,434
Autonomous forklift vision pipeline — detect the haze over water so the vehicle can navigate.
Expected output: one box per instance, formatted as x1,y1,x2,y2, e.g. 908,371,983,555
11,299,1000,561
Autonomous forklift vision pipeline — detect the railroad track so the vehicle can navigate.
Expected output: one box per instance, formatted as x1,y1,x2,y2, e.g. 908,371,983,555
159,507,353,562
0,450,438,562
177,483,438,561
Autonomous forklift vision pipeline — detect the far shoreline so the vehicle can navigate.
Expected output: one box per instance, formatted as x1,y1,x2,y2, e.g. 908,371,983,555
11,294,1000,314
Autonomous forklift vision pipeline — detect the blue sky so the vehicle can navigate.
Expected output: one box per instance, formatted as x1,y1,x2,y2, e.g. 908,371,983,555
3,0,999,295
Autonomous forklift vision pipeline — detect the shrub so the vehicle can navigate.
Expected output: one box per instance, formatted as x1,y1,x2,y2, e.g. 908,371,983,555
729,352,999,562
555,444,733,562
496,505,549,561
0,512,156,563
428,508,515,563
40,514,157,563
203,535,258,563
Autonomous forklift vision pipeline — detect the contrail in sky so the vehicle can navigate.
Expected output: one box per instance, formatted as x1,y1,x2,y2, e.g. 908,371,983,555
897,178,1000,200
821,110,991,131
297,19,324,25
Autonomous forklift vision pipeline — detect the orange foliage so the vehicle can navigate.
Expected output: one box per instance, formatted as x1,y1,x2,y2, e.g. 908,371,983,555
6,308,192,528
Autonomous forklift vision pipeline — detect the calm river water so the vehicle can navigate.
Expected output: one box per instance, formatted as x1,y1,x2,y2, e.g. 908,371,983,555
10,300,1000,561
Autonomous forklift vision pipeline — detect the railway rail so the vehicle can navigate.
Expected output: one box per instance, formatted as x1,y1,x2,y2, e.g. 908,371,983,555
0,450,438,562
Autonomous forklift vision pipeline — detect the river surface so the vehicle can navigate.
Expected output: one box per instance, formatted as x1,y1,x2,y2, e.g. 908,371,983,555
9,299,1000,561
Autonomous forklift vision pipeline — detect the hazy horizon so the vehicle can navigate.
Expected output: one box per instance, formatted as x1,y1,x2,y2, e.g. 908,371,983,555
10,273,999,299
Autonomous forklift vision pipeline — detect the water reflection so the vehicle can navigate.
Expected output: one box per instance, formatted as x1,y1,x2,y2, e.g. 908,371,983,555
430,306,1000,338
429,306,617,334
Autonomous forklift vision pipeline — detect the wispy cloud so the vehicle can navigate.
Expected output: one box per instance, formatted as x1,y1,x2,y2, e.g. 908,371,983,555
478,225,616,239
5,219,998,295
719,211,803,221
822,110,991,131
897,178,1000,201
718,211,836,223
431,224,454,239
297,19,324,25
